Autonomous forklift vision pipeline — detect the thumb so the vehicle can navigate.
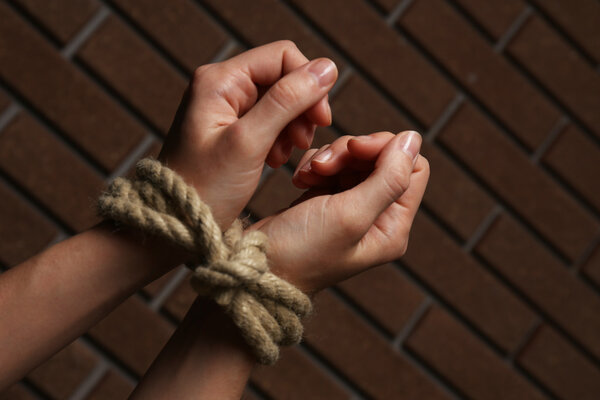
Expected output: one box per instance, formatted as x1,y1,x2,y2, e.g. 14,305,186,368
335,131,422,234
228,58,337,157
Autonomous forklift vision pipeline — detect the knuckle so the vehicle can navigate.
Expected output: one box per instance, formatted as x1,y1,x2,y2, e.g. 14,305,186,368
223,123,251,155
268,80,300,113
276,39,298,52
190,64,216,92
383,167,410,199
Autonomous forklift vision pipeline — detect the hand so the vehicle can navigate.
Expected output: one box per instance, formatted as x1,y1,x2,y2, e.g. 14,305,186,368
158,41,337,230
247,131,429,294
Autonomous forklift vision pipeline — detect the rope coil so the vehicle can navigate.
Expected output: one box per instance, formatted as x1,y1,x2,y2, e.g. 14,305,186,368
97,158,312,364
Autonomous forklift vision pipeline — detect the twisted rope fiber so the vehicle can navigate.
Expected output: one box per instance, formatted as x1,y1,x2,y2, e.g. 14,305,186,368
97,158,312,364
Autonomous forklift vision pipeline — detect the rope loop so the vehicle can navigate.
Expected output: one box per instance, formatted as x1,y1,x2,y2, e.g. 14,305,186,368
98,158,312,364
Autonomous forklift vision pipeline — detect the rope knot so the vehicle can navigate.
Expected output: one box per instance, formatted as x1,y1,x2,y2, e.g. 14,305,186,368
97,158,312,364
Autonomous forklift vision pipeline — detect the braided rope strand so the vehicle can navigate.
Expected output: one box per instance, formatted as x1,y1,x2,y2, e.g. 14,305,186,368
97,158,312,364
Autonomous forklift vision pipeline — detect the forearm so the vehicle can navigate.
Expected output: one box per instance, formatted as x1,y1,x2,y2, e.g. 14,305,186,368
0,222,187,389
131,297,255,400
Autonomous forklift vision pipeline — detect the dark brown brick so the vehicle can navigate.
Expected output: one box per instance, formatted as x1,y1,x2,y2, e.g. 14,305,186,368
332,75,413,135
337,264,425,335
0,90,10,112
400,0,559,150
88,296,173,376
518,324,600,400
11,0,100,44
305,290,448,399
86,370,134,400
543,124,600,212
252,347,349,400
110,0,231,73
205,0,346,70
28,340,97,399
508,16,600,137
290,0,454,127
0,181,57,266
530,0,600,63
0,384,35,400
476,214,600,360
438,102,599,261
453,0,525,39
332,75,495,240
0,2,146,171
406,306,545,400
77,16,187,134
163,273,196,322
404,212,535,352
0,114,104,232
421,142,496,240
247,168,304,219
583,243,600,287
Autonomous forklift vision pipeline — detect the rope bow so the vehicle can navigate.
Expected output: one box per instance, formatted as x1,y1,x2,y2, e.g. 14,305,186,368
97,158,312,364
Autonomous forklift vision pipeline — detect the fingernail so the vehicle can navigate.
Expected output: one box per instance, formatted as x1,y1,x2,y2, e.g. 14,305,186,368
308,59,337,87
396,131,421,161
353,135,372,141
300,160,311,172
313,149,332,163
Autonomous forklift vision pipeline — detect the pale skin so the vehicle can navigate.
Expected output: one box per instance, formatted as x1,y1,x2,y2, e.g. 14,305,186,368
0,41,429,398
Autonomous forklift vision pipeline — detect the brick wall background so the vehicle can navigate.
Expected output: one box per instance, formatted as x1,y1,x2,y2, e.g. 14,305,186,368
1,0,599,399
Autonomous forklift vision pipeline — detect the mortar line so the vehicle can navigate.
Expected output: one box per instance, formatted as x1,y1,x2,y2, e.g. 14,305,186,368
67,360,110,400
78,337,139,385
573,231,600,274
106,135,157,181
425,92,465,142
385,0,414,26
60,7,111,59
462,205,503,253
494,6,533,53
329,66,354,98
211,38,242,63
508,318,542,363
392,297,432,348
530,116,569,164
299,342,369,400
398,346,464,400
0,103,21,133
148,266,191,311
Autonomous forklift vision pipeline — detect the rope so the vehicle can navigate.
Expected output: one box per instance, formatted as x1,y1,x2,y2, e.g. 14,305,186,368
97,158,312,364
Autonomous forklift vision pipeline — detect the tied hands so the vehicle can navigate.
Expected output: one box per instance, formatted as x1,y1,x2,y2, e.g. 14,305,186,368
0,40,429,399
158,40,429,294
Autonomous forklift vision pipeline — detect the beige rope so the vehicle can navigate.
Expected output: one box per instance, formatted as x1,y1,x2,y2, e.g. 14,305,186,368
97,158,312,364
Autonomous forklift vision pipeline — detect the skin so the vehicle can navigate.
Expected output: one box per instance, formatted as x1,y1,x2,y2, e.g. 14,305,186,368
0,40,430,399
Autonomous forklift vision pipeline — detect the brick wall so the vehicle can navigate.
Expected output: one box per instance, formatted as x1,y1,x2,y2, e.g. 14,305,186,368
1,0,599,399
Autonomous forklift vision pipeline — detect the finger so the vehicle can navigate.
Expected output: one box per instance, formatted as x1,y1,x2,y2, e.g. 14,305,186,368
305,95,331,127
354,155,430,265
266,133,294,168
346,131,397,160
294,148,319,177
284,114,316,150
394,154,430,224
310,135,374,176
334,131,422,231
230,57,338,157
295,145,336,188
292,149,319,188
